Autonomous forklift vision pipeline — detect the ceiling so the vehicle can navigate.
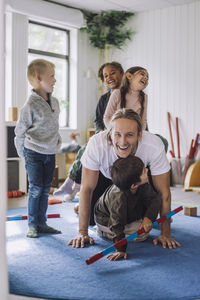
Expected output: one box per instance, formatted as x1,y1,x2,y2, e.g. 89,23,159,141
46,0,198,12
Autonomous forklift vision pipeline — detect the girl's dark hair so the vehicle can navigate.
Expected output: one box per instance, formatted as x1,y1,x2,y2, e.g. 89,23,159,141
110,155,144,191
120,66,147,120
98,61,124,82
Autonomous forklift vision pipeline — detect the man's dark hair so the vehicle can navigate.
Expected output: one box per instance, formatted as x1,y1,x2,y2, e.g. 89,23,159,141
110,155,144,191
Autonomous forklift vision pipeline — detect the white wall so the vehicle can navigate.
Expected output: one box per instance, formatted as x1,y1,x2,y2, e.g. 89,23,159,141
105,1,200,158
5,12,28,120
76,31,98,139
0,0,9,298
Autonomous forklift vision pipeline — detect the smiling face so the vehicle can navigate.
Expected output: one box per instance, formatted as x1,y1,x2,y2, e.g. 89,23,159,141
103,65,123,92
126,69,149,92
111,118,142,158
39,66,56,94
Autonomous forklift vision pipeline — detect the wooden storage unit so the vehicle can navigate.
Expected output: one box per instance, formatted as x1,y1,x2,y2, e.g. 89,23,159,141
65,152,77,176
87,128,95,142
6,122,27,192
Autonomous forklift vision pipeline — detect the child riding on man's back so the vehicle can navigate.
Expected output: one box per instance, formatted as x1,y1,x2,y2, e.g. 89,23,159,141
94,155,162,261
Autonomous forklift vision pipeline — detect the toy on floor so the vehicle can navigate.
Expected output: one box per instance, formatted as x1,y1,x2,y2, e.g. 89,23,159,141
184,206,197,216
74,203,79,215
48,198,62,205
73,193,80,215
8,190,25,198
63,184,81,202
6,213,60,221
183,159,200,216
86,206,183,265
184,160,200,192
72,192,80,203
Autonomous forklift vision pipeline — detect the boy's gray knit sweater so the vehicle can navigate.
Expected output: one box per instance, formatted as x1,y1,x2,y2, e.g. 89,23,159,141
15,91,62,157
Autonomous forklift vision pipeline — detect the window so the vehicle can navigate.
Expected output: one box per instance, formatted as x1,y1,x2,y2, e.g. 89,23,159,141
28,21,69,127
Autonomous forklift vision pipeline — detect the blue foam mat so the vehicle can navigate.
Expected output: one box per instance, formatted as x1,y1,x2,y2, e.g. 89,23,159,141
7,204,200,300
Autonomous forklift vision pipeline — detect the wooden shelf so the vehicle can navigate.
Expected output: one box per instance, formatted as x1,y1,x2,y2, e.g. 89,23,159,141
87,128,95,142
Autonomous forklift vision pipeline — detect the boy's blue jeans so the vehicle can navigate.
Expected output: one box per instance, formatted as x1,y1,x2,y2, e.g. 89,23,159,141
24,148,55,227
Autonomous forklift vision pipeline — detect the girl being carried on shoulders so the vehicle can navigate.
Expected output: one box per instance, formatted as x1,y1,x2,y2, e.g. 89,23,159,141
103,66,149,130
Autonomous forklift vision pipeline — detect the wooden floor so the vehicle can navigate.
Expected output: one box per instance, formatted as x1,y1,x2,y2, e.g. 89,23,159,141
7,186,200,210
170,186,200,207
8,196,27,209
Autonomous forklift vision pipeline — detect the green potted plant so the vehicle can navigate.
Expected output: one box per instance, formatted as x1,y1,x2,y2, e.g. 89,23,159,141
81,10,135,51
81,10,135,94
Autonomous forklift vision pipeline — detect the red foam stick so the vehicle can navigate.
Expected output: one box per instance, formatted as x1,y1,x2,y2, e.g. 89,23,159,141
86,252,104,265
157,215,167,224
191,134,199,158
86,206,183,265
114,238,127,249
137,227,145,235
47,213,60,218
176,117,181,159
167,112,175,158
188,139,194,159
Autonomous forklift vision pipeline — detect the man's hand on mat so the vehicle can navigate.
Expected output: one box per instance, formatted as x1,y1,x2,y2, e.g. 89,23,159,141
107,251,128,261
153,235,181,249
68,234,94,248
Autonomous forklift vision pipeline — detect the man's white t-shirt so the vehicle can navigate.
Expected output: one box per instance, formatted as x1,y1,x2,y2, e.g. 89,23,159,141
81,130,170,179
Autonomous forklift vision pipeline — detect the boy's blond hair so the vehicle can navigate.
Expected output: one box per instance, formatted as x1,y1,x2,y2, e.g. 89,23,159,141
27,59,55,85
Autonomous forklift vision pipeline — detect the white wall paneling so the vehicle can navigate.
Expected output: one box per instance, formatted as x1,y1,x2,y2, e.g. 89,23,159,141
110,1,200,157
0,0,9,298
76,30,98,142
5,12,28,119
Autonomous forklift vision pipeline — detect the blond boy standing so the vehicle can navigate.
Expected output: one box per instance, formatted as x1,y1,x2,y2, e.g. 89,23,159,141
15,59,62,238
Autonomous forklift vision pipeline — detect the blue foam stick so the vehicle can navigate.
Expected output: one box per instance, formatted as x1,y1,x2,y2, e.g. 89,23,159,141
6,213,60,221
86,206,183,265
